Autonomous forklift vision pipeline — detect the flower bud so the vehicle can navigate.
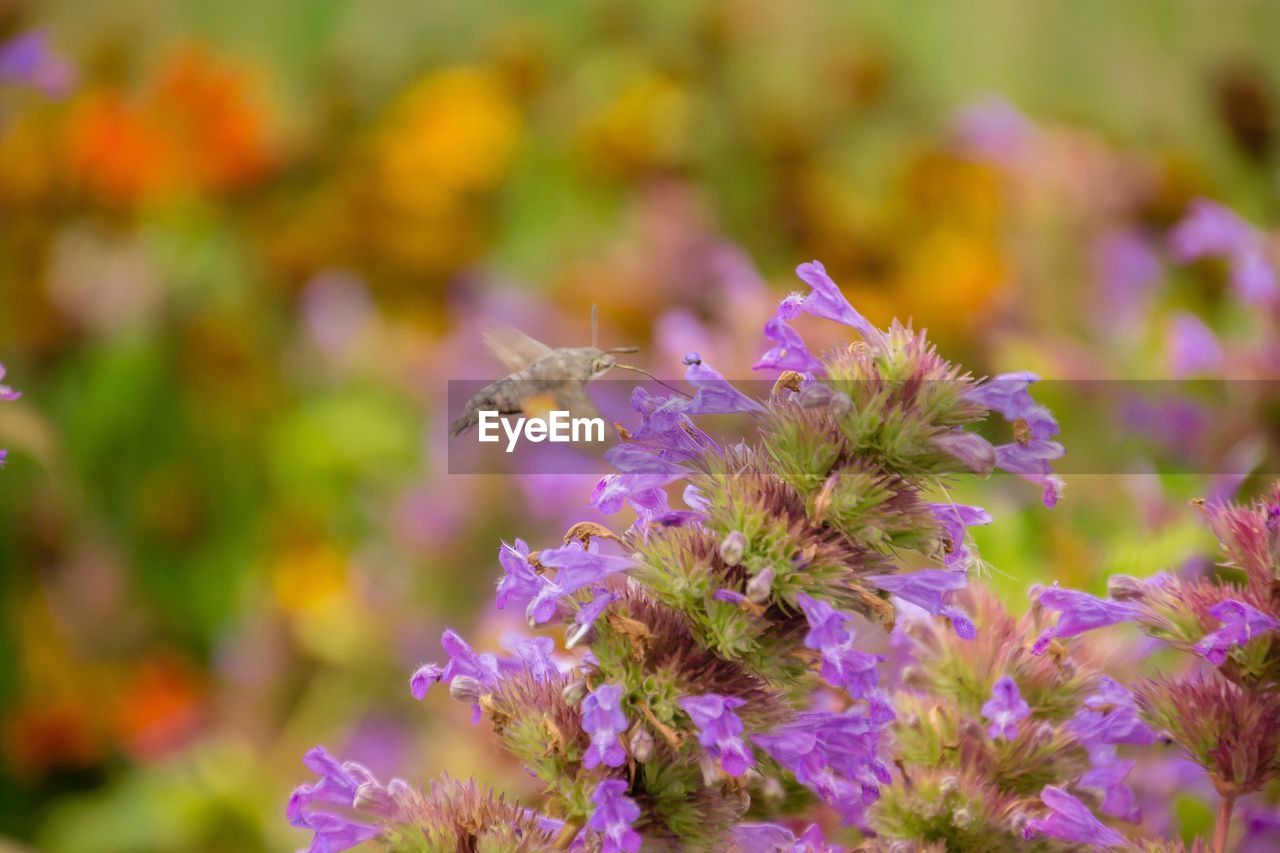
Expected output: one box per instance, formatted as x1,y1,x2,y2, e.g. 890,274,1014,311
953,807,973,828
745,567,774,604
939,775,959,797
561,679,587,706
628,725,655,763
933,432,997,476
565,620,592,649
449,675,484,704
354,782,400,819
797,381,852,416
1031,721,1056,746
699,753,719,786
759,775,785,804
1107,574,1147,601
386,778,421,813
719,531,747,566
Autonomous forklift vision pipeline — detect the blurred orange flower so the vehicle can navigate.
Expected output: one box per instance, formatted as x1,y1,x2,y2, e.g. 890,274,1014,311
112,653,206,762
63,45,275,207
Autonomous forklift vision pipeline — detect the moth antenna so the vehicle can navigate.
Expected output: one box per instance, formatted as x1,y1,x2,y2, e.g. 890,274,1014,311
607,346,639,354
613,364,693,398
591,304,599,349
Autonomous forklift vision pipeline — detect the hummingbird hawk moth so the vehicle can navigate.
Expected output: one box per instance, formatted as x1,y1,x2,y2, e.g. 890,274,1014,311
449,306,655,437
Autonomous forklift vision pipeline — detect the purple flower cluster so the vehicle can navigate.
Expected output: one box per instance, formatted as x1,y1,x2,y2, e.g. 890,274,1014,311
287,256,1076,852
753,711,892,825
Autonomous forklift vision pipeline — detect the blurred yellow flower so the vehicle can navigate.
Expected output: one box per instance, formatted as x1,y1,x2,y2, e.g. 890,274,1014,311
579,72,691,176
355,66,521,275
270,540,349,616
377,67,521,196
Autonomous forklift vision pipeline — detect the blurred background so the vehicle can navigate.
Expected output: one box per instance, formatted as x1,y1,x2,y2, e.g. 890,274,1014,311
2,1,1279,850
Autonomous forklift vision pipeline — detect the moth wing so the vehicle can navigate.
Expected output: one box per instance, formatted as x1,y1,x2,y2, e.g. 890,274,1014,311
482,323,553,373
550,382,602,423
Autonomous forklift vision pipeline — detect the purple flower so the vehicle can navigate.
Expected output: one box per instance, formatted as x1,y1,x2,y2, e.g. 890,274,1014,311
588,779,642,853
780,261,877,338
409,630,507,722
518,541,634,626
1022,786,1127,848
683,353,764,414
495,539,556,621
682,484,710,513
1194,599,1280,666
581,683,629,769
865,570,973,638
1030,585,1142,655
794,593,886,701
942,605,977,640
731,822,843,853
1094,229,1162,326
933,431,997,476
952,96,1034,166
537,543,634,594
1171,198,1256,260
591,445,690,514
981,676,1030,740
1070,677,1156,748
409,663,443,701
288,747,383,853
1170,198,1278,305
1080,758,1141,823
1165,312,1223,378
677,693,753,777
967,372,1064,507
714,588,749,606
930,503,992,570
0,30,74,97
0,365,19,402
0,365,17,467
507,635,556,681
754,316,824,374
994,440,1066,508
626,486,702,530
622,386,717,461
568,589,620,647
966,372,1057,437
753,711,892,825
796,592,851,649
